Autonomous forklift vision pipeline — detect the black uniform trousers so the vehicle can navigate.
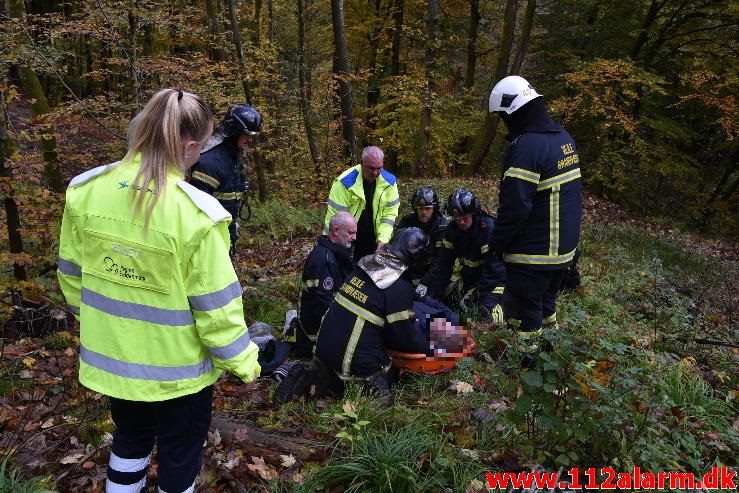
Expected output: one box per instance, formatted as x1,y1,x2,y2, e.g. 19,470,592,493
503,265,567,332
107,386,213,493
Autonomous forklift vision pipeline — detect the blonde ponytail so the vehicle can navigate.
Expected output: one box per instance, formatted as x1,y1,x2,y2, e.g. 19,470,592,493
124,89,212,225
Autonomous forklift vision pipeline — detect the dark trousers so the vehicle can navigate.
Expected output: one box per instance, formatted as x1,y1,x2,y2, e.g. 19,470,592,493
107,386,213,493
503,265,566,332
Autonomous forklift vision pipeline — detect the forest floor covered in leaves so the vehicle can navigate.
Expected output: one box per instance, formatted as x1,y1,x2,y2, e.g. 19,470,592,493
1,179,738,492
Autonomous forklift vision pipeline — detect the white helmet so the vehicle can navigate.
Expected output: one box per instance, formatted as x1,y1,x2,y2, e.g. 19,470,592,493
488,75,542,114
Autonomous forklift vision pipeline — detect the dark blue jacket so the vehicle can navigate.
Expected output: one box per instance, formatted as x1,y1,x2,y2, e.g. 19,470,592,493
490,106,582,270
315,269,423,378
299,235,355,338
189,140,245,220
429,213,506,306
396,212,449,286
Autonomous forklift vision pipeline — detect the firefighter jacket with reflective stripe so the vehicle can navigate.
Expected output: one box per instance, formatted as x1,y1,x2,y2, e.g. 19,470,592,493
314,268,425,378
298,235,355,339
429,214,506,304
396,212,449,286
324,165,400,244
189,141,244,220
57,156,260,402
489,128,582,270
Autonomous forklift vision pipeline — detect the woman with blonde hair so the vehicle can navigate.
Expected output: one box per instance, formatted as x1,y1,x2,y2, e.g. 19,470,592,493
57,88,261,493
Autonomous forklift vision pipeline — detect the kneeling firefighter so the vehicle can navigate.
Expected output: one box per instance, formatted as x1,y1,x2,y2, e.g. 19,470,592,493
273,228,430,405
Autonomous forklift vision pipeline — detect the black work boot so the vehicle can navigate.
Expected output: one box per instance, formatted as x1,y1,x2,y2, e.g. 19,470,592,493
273,361,314,405
365,373,394,408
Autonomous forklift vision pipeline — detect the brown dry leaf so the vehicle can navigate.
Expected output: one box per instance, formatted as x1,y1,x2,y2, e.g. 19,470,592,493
64,347,76,357
246,456,278,480
41,418,55,429
60,453,85,464
208,429,221,447
449,380,474,394
342,400,357,414
22,357,36,368
82,461,96,470
234,427,248,442
280,454,297,468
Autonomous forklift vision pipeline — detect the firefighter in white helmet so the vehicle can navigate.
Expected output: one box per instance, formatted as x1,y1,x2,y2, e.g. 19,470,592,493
484,75,583,367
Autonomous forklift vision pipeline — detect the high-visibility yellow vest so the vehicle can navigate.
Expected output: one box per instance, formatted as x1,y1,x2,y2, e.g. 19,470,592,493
57,155,260,402
324,165,400,244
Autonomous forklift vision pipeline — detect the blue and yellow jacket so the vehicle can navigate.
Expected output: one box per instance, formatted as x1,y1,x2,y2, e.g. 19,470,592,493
324,165,400,244
490,123,582,270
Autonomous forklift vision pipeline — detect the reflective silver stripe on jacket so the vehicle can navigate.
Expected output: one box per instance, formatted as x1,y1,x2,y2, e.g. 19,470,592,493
386,198,400,207
108,452,151,473
80,345,213,381
380,218,395,226
327,199,349,212
208,330,251,360
82,288,194,326
58,257,82,277
188,281,242,311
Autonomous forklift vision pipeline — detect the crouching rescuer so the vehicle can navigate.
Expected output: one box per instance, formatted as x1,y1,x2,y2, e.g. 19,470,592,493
57,89,261,493
273,228,430,405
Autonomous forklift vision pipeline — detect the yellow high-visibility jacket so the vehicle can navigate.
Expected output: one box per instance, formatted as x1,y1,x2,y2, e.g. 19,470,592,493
324,165,400,244
57,155,260,402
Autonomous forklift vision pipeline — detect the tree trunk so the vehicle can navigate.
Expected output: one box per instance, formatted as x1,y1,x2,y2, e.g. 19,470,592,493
331,0,356,162
511,0,536,75
268,0,274,43
386,0,405,171
205,0,226,61
631,0,666,60
226,0,253,104
127,1,141,109
417,0,438,177
297,0,320,172
468,0,518,175
252,0,263,46
0,91,26,281
365,0,383,131
464,0,479,91
8,0,62,192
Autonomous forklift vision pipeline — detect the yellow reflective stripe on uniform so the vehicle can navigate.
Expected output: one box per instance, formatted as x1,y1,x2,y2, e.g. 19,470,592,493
516,328,543,338
549,185,560,256
537,168,581,191
503,248,578,265
434,240,442,248
212,192,240,200
463,258,483,268
191,171,220,189
342,316,365,376
336,293,384,326
504,167,540,184
386,309,414,324
443,239,454,249
304,279,319,288
543,313,557,324
493,286,504,295
481,244,489,254
81,345,213,380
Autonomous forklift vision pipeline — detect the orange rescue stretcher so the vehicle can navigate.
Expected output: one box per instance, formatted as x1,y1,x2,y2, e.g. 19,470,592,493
387,336,475,374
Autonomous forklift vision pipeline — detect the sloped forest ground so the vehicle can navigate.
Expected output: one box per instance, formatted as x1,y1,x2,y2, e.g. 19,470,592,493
1,179,738,492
